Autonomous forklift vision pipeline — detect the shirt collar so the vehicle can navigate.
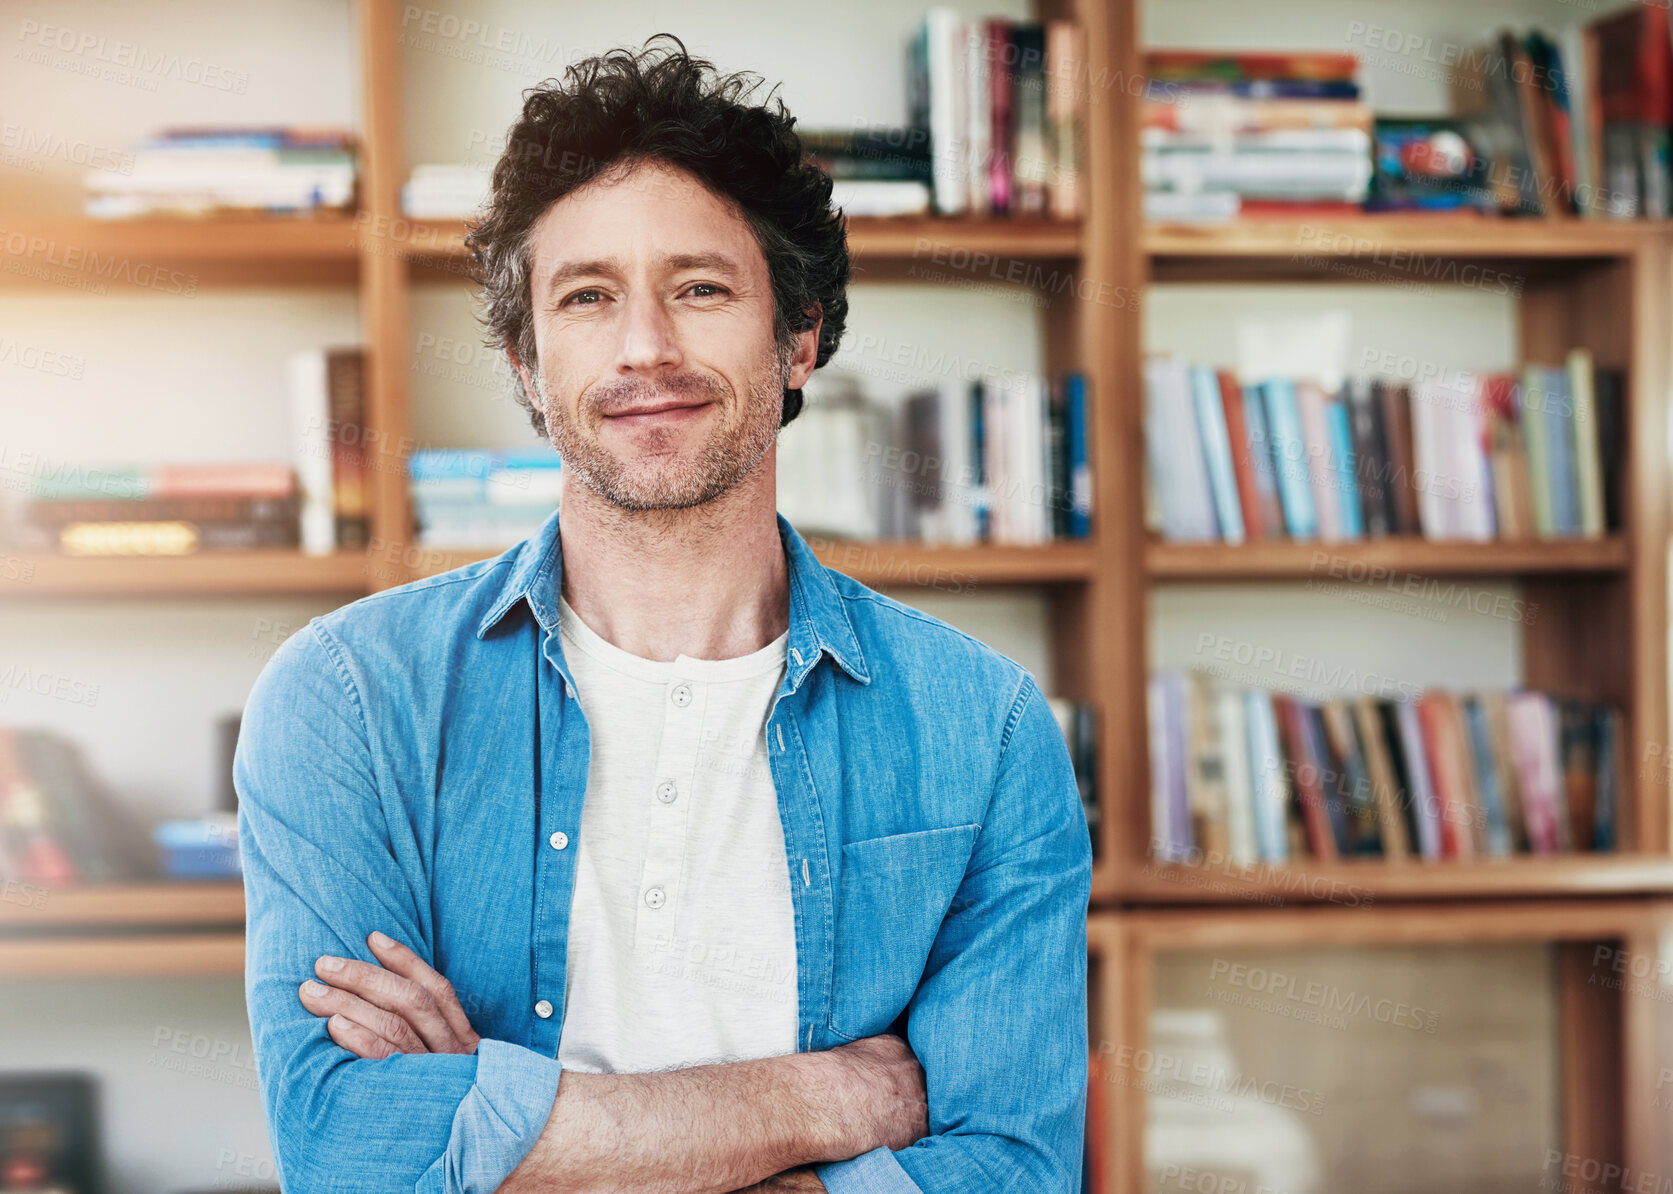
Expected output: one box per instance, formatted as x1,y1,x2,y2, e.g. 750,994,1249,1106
474,508,871,688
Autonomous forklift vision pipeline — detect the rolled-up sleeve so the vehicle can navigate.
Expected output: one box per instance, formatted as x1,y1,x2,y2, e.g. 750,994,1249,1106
816,673,1091,1194
237,623,562,1194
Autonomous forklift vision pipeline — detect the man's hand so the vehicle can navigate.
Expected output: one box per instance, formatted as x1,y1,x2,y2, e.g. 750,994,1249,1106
299,931,481,1059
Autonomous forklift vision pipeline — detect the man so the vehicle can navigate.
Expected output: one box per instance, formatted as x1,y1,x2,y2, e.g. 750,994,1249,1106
236,38,1091,1194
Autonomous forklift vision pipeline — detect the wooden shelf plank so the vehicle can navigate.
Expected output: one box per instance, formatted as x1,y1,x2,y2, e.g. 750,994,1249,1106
399,216,1081,268
1145,217,1672,260
0,882,243,929
0,550,375,597
0,216,361,288
0,934,244,979
1147,536,1630,581
410,539,1094,588
1117,854,1673,905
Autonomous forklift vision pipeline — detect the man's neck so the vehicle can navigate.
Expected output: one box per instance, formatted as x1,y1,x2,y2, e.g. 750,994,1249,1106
556,468,790,663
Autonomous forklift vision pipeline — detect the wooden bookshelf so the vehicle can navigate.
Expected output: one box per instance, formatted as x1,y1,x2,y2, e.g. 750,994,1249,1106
1146,216,1673,260
0,882,245,980
408,538,1095,589
1147,536,1632,580
0,215,360,288
395,214,1082,269
0,550,376,598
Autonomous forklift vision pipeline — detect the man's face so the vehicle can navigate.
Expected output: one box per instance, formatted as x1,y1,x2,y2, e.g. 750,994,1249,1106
517,159,816,511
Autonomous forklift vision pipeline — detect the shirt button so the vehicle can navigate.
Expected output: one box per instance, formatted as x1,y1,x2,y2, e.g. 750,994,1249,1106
644,886,666,909
655,780,678,804
534,1000,553,1019
670,682,692,708
549,830,569,850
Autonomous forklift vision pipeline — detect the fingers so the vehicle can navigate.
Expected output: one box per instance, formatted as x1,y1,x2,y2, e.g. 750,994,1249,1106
323,1011,402,1060
299,979,427,1056
311,952,463,1054
366,931,480,1052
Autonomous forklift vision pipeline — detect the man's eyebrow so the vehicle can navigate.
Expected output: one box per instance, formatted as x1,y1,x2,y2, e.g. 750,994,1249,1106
541,252,747,298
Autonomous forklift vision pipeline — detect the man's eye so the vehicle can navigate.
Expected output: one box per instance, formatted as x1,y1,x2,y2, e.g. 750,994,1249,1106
564,289,603,306
686,283,726,298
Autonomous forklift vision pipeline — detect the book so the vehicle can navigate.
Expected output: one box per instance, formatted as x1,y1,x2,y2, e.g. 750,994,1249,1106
1259,378,1317,538
288,349,336,556
1240,382,1287,538
1191,365,1245,544
1567,347,1606,538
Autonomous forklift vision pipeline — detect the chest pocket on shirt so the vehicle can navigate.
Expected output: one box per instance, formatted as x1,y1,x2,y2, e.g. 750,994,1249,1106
827,822,980,1042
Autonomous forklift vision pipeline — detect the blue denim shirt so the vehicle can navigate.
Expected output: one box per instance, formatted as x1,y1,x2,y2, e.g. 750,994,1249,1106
236,508,1091,1194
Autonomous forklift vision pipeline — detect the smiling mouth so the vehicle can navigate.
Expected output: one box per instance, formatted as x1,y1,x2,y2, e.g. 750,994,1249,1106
602,401,712,426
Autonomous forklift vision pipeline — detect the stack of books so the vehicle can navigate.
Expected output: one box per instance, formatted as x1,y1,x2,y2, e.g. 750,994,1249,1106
1143,352,1624,544
902,374,1091,543
4,462,300,555
0,728,158,886
1148,671,1623,865
1048,698,1100,862
801,129,933,218
409,450,565,549
1447,14,1669,219
1142,51,1372,222
83,127,357,219
777,371,1092,546
911,10,1086,218
402,163,492,219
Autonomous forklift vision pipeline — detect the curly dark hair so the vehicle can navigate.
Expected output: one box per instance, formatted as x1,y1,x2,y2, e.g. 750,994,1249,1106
465,35,850,435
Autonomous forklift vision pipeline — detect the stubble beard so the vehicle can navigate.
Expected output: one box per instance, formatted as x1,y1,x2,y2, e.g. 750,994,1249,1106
534,345,789,512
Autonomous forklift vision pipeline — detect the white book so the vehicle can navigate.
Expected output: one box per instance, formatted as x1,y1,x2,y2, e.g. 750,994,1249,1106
1143,356,1218,542
963,22,991,214
1243,690,1288,864
924,9,968,216
1567,348,1606,538
286,349,336,556
1218,686,1258,867
936,380,979,544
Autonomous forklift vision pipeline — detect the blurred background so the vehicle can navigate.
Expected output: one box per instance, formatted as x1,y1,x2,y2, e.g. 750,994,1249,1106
3,0,1673,1191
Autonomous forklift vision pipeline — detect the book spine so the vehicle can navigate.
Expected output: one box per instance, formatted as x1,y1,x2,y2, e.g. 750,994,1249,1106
925,9,969,216
1066,374,1092,539
1191,365,1245,543
326,348,370,550
1261,379,1317,538
288,349,336,556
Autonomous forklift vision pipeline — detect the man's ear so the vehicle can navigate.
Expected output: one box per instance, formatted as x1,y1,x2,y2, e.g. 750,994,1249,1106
509,347,542,411
786,310,822,390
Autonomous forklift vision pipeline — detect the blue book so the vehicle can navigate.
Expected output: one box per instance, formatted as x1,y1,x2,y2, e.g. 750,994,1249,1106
1241,384,1283,538
1594,708,1618,852
1191,366,1245,543
1542,366,1581,535
1064,373,1092,538
1244,690,1288,863
1325,399,1363,539
1259,378,1317,538
969,381,990,540
1461,698,1512,857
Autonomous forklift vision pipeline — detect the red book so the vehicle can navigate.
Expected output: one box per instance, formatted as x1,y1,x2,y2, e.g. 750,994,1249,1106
1086,1053,1107,1194
1275,695,1337,861
986,19,1015,215
1145,50,1359,83
1418,693,1476,860
1216,370,1264,541
152,462,297,499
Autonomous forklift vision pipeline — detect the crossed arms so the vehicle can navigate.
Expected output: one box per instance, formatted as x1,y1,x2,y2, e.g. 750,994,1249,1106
298,930,925,1193
236,626,1090,1193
